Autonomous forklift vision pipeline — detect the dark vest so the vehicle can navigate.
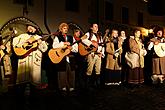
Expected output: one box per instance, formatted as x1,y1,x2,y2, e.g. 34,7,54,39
56,34,76,71
57,34,73,44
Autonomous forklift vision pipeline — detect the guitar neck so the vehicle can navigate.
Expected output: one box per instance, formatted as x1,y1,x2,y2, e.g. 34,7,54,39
40,34,52,41
98,41,110,46
2,34,14,46
71,39,81,46
30,34,51,44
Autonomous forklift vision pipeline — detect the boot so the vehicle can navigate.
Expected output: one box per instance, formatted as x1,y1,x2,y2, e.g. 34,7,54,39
158,75,164,84
95,75,101,88
86,75,92,89
151,75,158,84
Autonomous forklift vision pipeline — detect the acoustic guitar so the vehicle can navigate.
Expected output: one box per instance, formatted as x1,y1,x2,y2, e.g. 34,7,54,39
48,40,80,64
78,30,111,56
13,34,50,58
78,40,98,56
78,40,110,56
48,47,70,64
154,43,165,57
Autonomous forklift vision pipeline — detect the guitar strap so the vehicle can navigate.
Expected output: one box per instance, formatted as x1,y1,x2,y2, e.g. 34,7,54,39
94,33,99,43
89,32,100,43
88,32,93,41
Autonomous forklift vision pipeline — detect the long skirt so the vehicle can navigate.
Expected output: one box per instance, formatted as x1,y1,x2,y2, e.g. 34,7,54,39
128,67,144,84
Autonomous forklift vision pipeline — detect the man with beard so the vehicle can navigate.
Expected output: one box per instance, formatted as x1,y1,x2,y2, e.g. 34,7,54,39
12,25,48,93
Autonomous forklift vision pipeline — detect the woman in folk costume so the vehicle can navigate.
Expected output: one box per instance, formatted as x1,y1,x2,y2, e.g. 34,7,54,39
12,25,48,87
148,27,165,84
126,29,147,87
105,29,123,85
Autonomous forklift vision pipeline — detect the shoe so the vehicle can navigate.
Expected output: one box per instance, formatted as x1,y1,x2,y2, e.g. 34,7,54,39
69,88,74,91
151,75,158,84
105,83,111,85
159,75,164,83
62,87,67,91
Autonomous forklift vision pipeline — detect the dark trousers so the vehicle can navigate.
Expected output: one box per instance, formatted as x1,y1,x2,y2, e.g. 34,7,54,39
58,62,75,90
104,69,121,83
75,57,87,89
46,62,58,90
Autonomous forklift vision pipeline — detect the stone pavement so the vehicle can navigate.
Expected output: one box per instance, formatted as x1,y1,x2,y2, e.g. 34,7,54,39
1,84,165,110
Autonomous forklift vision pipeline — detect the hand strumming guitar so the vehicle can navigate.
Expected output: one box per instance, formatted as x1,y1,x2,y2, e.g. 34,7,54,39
98,52,103,58
64,42,70,46
90,40,98,48
154,41,159,45
62,42,71,49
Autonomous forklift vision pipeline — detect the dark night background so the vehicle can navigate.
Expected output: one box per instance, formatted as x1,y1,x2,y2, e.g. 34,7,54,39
1,1,165,110
148,0,165,16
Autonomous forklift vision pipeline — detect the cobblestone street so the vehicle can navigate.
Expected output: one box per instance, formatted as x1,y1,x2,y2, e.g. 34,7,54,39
1,84,165,110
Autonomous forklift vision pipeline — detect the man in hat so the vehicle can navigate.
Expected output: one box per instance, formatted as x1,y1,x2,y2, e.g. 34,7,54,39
148,27,165,84
12,25,48,90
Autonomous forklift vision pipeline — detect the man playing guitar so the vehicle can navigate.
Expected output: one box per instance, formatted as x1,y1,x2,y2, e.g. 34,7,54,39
51,22,78,92
81,23,105,89
0,29,18,89
0,33,13,90
148,27,165,84
12,25,48,90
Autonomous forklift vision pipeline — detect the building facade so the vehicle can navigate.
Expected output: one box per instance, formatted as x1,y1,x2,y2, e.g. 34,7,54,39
0,0,165,35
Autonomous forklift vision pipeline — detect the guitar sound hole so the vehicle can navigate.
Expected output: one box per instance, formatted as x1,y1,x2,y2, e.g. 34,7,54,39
25,45,32,50
87,48,92,51
61,48,66,52
55,51,60,57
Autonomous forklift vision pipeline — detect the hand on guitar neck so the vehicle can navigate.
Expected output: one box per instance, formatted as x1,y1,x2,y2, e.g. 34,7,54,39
0,45,6,59
0,45,5,50
0,33,15,59
103,29,110,42
150,38,165,45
